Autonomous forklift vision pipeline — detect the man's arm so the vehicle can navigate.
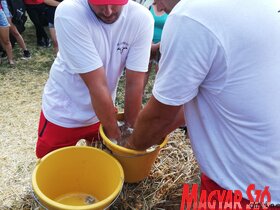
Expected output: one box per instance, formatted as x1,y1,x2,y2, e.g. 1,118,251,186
126,95,185,150
151,42,160,53
123,69,146,127
44,0,60,7
80,67,120,139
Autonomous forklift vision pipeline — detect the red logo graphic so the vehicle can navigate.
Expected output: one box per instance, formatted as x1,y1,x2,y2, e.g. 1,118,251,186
180,184,272,210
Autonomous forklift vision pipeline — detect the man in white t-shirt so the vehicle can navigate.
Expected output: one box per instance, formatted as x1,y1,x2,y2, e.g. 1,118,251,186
126,0,280,207
36,0,153,158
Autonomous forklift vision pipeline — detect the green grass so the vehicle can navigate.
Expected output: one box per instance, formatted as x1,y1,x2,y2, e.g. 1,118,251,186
115,69,156,111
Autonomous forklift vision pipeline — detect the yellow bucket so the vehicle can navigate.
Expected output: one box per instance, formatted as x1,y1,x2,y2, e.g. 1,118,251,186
32,146,124,210
99,113,168,183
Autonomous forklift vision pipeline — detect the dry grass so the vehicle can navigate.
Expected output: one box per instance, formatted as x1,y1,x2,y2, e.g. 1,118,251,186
112,130,200,209
0,68,49,209
0,20,200,210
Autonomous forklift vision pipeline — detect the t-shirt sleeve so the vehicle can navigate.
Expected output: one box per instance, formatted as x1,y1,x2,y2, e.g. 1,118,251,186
153,15,221,106
55,15,103,74
125,12,154,72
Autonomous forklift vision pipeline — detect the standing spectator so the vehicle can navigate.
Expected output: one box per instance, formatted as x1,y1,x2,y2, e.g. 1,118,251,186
35,0,154,158
126,0,280,207
144,1,167,88
0,3,14,65
24,0,50,47
44,0,62,55
1,0,31,59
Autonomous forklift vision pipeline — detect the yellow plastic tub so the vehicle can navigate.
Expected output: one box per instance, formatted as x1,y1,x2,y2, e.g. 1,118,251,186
99,113,168,183
32,146,124,210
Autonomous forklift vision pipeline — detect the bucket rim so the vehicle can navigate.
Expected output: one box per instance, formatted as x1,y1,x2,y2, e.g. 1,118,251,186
32,146,124,210
99,124,168,155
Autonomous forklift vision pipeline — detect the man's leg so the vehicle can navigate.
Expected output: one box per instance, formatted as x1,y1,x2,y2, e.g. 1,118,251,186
36,111,100,158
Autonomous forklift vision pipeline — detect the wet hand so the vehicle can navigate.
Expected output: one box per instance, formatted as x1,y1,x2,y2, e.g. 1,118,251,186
104,125,121,140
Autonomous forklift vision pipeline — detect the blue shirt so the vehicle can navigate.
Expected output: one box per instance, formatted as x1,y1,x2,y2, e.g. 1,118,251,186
150,5,168,43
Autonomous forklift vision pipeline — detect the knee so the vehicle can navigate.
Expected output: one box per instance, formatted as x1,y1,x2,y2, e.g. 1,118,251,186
36,142,50,158
10,29,21,38
0,35,10,44
1,39,11,47
53,41,58,48
36,149,47,159
36,140,55,158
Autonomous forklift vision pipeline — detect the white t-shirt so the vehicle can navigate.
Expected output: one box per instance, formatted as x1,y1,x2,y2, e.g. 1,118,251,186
42,0,153,127
153,0,280,203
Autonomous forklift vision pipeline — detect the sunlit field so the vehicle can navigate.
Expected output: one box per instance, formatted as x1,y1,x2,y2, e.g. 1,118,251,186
0,19,200,209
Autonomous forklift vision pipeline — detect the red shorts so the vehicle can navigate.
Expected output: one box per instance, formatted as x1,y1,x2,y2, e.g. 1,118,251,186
200,174,279,210
36,111,100,158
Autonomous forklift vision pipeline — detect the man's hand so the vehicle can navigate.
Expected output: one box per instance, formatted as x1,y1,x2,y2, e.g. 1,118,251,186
124,136,137,150
150,43,160,57
124,96,185,151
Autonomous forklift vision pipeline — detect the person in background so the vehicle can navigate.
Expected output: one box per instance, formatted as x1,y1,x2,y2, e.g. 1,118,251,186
145,0,187,133
144,0,167,89
1,0,31,59
0,2,14,65
44,0,62,55
35,0,153,158
126,0,280,208
24,0,50,47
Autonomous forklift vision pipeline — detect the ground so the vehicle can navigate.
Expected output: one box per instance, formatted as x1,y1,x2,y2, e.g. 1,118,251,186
0,20,200,209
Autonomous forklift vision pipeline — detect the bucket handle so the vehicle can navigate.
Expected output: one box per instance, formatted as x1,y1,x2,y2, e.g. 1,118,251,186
31,189,48,210
104,177,124,210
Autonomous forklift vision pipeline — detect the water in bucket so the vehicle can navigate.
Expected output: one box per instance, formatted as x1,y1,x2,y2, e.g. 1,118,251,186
55,193,99,206
32,147,124,210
